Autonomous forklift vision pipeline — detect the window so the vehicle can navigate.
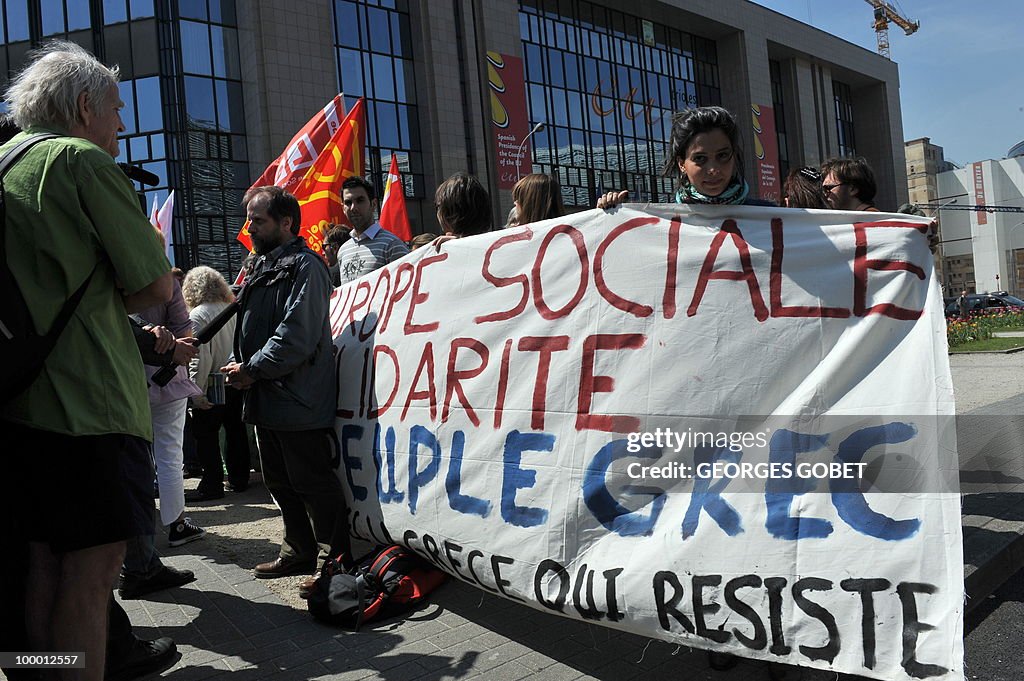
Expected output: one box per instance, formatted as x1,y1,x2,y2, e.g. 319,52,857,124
769,59,789,183
333,0,424,230
833,80,856,158
520,0,719,206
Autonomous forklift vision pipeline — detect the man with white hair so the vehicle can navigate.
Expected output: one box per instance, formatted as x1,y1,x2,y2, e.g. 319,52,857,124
0,41,174,681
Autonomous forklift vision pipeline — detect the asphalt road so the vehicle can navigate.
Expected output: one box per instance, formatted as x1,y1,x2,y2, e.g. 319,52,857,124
952,352,1024,680
964,564,1024,680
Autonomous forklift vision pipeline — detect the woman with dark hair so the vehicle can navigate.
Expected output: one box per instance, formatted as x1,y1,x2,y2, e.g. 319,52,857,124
435,172,492,237
598,105,774,675
598,106,775,208
512,173,565,226
783,166,828,209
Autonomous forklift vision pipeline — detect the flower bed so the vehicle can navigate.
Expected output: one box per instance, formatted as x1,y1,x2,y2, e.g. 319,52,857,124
946,307,1024,346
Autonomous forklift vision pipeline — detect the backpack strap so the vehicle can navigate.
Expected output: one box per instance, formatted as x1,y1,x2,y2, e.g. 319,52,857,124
0,134,96,400
1,133,97,328
0,133,59,176
368,545,408,589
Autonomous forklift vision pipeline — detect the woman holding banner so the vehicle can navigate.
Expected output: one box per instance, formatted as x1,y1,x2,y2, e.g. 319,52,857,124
599,105,777,676
597,105,775,209
511,172,566,226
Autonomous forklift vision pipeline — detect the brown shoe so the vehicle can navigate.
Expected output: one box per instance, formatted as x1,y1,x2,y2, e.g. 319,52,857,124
298,574,319,599
253,557,316,579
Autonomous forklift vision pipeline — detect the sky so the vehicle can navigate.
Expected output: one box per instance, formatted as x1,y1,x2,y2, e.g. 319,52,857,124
750,0,1024,164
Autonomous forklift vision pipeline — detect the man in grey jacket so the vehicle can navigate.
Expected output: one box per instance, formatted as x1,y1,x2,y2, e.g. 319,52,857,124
222,186,349,583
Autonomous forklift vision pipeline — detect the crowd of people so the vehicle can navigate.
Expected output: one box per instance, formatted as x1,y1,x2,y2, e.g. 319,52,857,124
0,40,932,681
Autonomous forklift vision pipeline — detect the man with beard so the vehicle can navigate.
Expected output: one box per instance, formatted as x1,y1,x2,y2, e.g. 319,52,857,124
221,187,349,589
820,157,881,212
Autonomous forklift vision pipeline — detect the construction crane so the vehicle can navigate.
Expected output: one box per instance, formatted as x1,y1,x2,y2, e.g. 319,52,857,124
864,0,920,59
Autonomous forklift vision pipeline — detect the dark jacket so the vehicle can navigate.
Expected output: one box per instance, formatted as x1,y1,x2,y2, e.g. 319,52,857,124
234,237,336,430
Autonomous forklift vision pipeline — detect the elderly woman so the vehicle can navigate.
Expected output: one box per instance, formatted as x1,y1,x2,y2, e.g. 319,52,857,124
135,268,205,546
182,266,251,500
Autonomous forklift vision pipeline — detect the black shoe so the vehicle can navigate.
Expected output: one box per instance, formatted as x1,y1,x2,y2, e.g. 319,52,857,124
106,636,176,681
185,488,224,502
118,565,196,600
225,480,248,492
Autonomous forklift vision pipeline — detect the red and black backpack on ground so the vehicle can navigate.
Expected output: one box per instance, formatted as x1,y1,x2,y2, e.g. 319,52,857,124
307,544,448,629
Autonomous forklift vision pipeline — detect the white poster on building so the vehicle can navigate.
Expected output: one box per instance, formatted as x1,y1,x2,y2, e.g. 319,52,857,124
330,205,962,681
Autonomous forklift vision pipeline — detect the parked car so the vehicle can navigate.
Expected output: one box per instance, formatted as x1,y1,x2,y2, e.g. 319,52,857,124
944,293,1024,317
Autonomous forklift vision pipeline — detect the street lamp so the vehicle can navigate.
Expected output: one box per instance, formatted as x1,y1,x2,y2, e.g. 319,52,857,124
516,122,545,182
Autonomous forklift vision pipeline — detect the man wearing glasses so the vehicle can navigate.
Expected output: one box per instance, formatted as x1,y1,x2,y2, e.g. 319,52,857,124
820,157,881,212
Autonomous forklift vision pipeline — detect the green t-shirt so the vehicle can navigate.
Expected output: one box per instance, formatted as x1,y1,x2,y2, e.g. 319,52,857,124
1,128,170,440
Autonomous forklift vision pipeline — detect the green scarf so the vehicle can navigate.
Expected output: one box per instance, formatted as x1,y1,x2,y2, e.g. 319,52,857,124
676,178,750,205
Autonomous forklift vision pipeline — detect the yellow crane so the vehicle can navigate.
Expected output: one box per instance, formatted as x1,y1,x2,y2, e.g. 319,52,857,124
864,0,920,59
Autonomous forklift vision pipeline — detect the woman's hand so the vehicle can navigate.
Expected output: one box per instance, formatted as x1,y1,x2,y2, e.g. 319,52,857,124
927,220,939,254
596,190,629,209
190,395,213,410
171,338,199,365
147,325,174,354
432,235,457,253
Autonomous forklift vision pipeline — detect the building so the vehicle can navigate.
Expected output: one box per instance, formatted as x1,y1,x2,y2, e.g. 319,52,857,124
937,157,1024,296
0,0,908,277
905,137,957,286
905,137,955,208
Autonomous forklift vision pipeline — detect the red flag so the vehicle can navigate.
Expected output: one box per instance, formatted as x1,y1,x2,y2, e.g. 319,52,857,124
379,153,412,242
236,94,346,251
293,99,367,256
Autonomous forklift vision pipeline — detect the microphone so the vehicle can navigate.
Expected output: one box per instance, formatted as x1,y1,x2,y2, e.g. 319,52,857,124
118,162,160,187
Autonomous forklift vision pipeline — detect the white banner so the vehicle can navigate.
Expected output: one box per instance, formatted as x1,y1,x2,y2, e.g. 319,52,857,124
329,205,963,680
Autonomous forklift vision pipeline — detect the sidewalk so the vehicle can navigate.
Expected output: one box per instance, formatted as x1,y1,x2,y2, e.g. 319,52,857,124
116,550,837,681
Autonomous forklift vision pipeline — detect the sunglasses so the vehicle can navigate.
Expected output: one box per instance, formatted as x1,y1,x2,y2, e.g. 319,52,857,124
822,183,845,193
798,167,822,183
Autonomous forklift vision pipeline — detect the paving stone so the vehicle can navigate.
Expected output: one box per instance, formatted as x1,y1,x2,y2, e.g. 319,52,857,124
233,578,277,600
160,656,234,681
463,640,530,673
316,660,381,680
227,638,300,665
516,649,560,672
178,646,230,669
366,640,438,670
268,639,347,672
261,660,330,681
247,621,314,648
371,658,431,681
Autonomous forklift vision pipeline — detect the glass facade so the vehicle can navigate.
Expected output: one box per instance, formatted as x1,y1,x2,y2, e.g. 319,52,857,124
519,0,721,207
332,0,427,232
769,59,789,182
172,0,249,275
0,0,247,278
832,79,856,158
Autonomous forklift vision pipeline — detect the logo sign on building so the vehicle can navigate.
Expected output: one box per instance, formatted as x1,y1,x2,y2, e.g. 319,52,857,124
329,205,962,681
972,162,987,225
486,52,532,189
752,104,781,203
642,19,655,46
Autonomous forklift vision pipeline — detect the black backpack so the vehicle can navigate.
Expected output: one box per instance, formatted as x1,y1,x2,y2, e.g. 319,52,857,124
0,133,96,403
307,544,448,629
